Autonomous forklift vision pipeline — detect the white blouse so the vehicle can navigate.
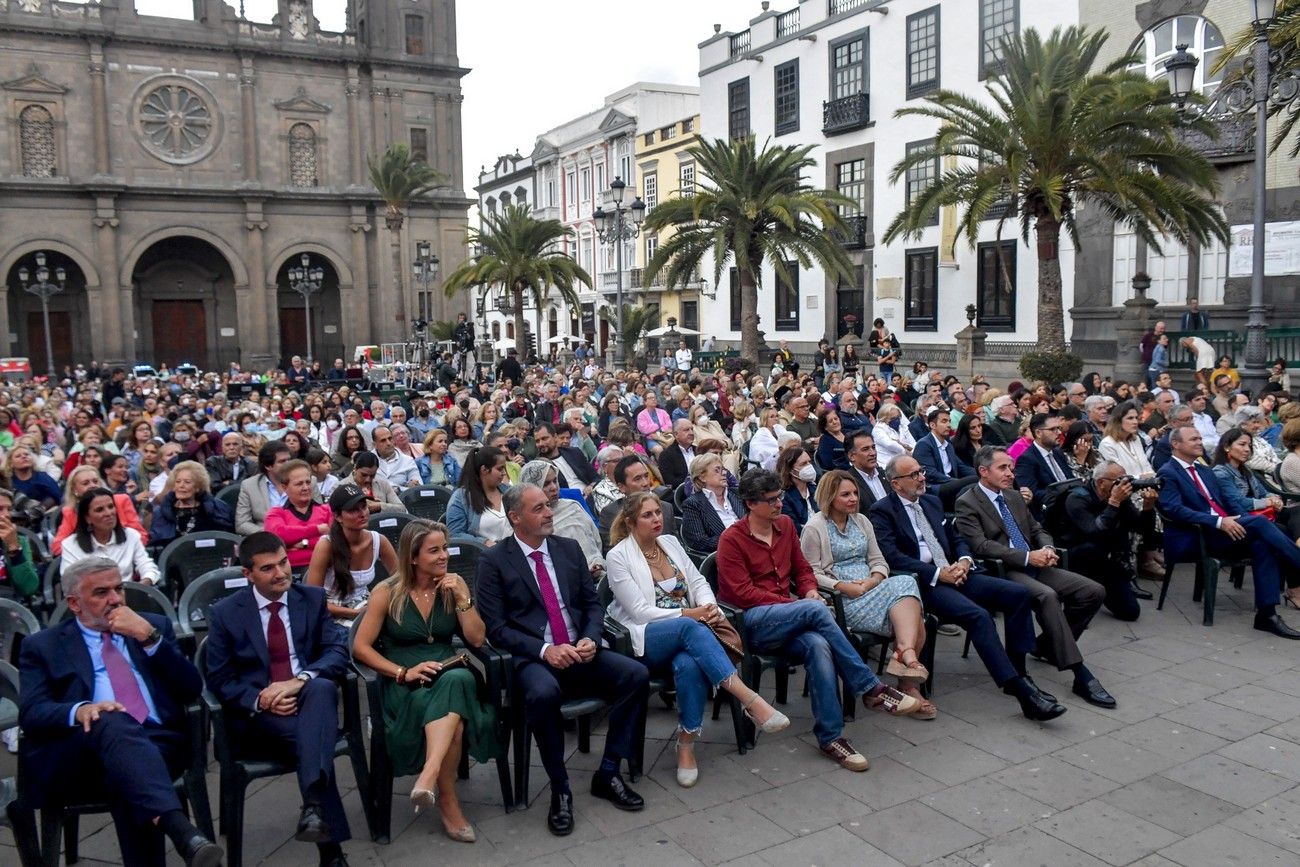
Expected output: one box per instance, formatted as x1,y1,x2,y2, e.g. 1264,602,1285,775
61,526,161,585
1099,435,1154,478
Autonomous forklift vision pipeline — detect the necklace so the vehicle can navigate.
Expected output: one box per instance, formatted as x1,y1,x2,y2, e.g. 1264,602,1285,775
640,542,662,563
411,586,438,643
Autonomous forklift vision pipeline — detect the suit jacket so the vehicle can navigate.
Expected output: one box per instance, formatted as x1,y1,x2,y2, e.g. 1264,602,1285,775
18,614,200,805
475,534,603,661
204,583,349,714
657,443,693,491
205,455,256,493
868,492,971,583
1157,457,1233,561
1014,444,1073,516
953,484,1054,570
1150,434,1178,471
907,414,929,443
914,434,975,484
680,488,745,553
548,446,599,487
1181,311,1210,331
234,474,274,536
849,466,888,513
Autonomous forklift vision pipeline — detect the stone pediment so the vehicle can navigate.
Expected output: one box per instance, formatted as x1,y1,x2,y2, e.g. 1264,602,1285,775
2,64,68,95
597,108,634,133
273,87,331,114
530,137,558,161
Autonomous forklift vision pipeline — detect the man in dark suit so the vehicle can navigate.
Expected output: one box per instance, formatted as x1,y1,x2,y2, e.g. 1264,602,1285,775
657,419,696,491
477,484,650,836
954,446,1114,708
205,532,353,866
599,456,674,545
534,421,598,493
18,556,222,867
1180,298,1210,332
845,430,888,512
912,407,977,510
1158,426,1300,638
869,455,1066,721
1150,404,1194,471
1013,412,1073,518
496,350,524,388
205,430,257,494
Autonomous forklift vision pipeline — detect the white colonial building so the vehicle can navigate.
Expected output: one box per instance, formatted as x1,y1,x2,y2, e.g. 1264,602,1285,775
697,0,1080,355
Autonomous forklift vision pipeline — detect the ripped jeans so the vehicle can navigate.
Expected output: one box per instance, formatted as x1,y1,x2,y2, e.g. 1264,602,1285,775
641,616,737,733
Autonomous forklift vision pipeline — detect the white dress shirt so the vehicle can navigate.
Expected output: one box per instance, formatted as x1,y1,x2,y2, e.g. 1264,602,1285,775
1192,412,1220,451
704,487,740,529
250,586,310,677
1034,443,1067,483
856,466,887,502
516,536,577,659
376,449,420,490
61,527,160,585
931,433,952,475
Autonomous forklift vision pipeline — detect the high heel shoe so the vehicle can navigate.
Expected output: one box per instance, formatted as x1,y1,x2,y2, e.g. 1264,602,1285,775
442,822,477,843
1284,588,1300,609
410,788,436,815
884,650,930,682
742,695,791,734
674,732,699,788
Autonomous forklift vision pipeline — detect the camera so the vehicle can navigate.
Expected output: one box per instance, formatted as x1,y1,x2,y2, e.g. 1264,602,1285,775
1123,476,1163,491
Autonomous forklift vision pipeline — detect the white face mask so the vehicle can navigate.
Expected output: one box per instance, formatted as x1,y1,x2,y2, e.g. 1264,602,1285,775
796,464,817,483
327,419,340,430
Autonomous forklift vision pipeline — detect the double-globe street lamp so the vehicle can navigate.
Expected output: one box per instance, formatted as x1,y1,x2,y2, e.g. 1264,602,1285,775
411,240,440,368
287,253,324,362
1163,0,1300,393
593,177,645,366
16,252,66,377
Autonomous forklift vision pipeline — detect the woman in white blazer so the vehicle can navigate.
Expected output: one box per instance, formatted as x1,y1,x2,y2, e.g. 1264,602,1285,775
871,403,916,466
604,492,789,787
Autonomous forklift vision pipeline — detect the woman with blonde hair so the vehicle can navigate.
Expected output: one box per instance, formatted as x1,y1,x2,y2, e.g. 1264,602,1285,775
729,399,758,451
150,459,234,545
52,465,147,556
606,492,788,786
747,406,786,471
350,519,497,841
871,402,915,465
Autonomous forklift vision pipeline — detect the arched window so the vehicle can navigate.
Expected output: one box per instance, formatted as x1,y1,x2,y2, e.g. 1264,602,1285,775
1135,16,1225,97
506,322,514,339
491,321,500,341
19,105,56,178
288,123,318,187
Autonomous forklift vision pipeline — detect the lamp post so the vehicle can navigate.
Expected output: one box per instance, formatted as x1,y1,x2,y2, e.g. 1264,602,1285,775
593,177,646,367
287,253,324,362
1163,0,1296,394
16,252,66,377
411,240,440,369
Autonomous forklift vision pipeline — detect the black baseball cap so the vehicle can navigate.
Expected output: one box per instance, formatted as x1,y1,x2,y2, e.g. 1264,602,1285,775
329,483,367,512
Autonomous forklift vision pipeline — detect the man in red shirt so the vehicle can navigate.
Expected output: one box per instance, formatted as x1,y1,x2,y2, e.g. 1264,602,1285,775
717,469,921,772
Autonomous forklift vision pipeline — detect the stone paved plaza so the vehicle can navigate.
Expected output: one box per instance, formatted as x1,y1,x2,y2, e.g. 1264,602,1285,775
4,567,1300,866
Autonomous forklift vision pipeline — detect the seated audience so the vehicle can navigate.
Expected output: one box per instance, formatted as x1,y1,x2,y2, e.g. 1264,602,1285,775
264,460,333,571
680,454,744,554
235,440,293,536
205,431,256,494
519,460,604,573
814,406,849,472
777,444,819,534
53,465,147,556
62,487,160,586
913,406,978,510
446,446,512,546
340,451,406,513
149,460,235,546
305,484,399,623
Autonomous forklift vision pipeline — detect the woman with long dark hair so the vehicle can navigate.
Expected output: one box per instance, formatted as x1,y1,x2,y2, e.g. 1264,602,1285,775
307,483,399,622
331,424,367,476
445,446,510,546
951,412,986,469
61,487,160,585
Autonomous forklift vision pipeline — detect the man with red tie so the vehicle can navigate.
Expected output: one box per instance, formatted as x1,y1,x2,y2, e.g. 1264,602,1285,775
1157,427,1300,638
18,556,222,866
476,483,649,837
204,532,353,866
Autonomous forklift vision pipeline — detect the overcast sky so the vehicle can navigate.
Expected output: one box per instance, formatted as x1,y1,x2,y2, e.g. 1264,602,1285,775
134,0,760,191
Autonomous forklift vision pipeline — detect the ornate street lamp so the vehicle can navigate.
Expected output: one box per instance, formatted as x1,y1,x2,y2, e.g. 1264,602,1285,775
16,252,66,376
287,253,324,362
593,176,646,366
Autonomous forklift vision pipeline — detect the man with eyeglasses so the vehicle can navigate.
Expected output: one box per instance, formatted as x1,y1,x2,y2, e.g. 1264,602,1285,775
783,395,818,451
1056,460,1150,622
717,470,922,772
870,455,1065,721
1014,412,1072,519
1066,383,1088,410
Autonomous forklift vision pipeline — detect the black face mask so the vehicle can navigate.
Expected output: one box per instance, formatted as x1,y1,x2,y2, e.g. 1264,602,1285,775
419,409,430,417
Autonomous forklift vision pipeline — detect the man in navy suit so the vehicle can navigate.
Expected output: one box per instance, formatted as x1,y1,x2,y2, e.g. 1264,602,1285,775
1149,404,1193,472
18,556,222,867
476,483,649,836
1157,427,1300,638
205,532,353,866
1013,412,1073,518
912,407,977,511
869,455,1066,721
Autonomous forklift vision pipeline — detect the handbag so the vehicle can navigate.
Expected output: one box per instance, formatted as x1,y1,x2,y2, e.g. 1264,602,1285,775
409,652,470,688
705,617,745,665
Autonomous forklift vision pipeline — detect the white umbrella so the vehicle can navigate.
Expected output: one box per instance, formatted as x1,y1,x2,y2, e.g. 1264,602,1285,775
546,335,576,345
492,338,517,351
645,324,701,337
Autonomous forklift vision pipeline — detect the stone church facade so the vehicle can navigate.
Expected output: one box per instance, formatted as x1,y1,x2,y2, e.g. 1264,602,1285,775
0,0,470,372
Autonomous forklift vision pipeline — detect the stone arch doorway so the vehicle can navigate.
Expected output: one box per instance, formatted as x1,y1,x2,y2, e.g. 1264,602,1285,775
5,250,90,374
130,237,238,370
274,253,343,367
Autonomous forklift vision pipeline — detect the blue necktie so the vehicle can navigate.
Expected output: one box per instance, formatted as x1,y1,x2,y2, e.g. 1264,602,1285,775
995,494,1030,551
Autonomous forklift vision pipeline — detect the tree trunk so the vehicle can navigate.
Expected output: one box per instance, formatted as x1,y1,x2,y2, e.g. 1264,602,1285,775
388,219,406,339
1034,216,1067,354
739,267,762,364
513,280,528,359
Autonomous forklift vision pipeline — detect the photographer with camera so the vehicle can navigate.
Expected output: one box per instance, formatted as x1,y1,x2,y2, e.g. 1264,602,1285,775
1056,461,1160,622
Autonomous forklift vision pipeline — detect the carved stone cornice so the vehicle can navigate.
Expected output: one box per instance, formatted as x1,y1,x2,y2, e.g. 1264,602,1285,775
93,217,119,229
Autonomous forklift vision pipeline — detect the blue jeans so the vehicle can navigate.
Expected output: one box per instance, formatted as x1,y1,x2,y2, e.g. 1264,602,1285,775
641,617,737,733
741,599,881,747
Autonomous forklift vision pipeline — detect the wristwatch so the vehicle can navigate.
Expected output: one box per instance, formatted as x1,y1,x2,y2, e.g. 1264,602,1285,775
144,627,162,647
295,671,311,683
455,596,474,612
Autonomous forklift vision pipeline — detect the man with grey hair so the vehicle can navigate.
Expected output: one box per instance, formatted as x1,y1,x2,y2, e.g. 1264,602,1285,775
591,445,625,513
476,484,650,836
1084,395,1111,441
1152,404,1195,471
1057,459,1151,621
1066,383,1088,410
19,556,223,866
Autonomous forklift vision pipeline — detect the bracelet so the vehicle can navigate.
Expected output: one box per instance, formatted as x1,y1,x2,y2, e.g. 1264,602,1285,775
395,666,406,684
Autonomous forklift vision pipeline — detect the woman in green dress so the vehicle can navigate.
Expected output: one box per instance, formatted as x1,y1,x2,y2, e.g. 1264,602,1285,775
351,519,498,843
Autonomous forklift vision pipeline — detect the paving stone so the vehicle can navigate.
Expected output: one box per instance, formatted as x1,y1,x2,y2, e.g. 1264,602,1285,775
946,709,1070,763
1099,776,1240,835
991,756,1122,810
661,800,793,864
1124,635,1216,663
757,824,904,867
1218,733,1300,782
1159,700,1276,742
741,776,874,837
865,706,984,747
1159,824,1296,866
1208,683,1300,723
892,736,1006,786
956,825,1108,867
1072,670,1218,725
920,776,1054,837
1035,798,1180,866
1253,668,1300,698
1054,734,1182,785
1110,716,1229,762
1162,754,1297,808
1203,637,1300,676
1083,646,1173,678
726,735,842,787
822,754,946,810
1223,793,1300,856
557,823,705,867
1162,657,1268,689
846,801,985,866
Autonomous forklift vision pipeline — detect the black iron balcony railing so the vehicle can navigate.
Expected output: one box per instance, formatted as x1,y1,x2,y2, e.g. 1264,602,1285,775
832,214,869,249
823,92,870,135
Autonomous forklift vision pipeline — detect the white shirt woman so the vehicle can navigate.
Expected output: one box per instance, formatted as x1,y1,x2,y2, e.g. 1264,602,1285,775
872,406,916,466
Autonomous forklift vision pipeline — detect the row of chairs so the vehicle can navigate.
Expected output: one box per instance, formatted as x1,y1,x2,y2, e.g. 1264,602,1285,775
213,481,454,524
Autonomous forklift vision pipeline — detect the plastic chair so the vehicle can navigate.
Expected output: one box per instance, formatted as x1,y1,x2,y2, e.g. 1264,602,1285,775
33,556,61,625
1155,507,1250,626
18,528,50,563
369,513,414,551
215,483,242,511
196,639,377,866
156,531,242,603
177,567,248,639
446,537,486,582
0,598,39,667
399,485,453,521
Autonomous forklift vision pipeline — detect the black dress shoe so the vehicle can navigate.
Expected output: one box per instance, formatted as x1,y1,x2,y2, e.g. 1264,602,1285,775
320,856,349,867
1022,675,1057,704
1072,678,1118,709
1254,612,1300,640
590,772,645,811
295,805,332,843
1004,676,1067,721
548,790,574,836
177,834,224,867
1131,581,1155,601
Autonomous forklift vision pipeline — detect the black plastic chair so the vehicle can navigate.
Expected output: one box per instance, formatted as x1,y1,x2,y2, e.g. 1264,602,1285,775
177,567,248,640
156,532,242,604
196,638,377,866
32,556,61,625
0,661,28,865
0,598,39,667
215,483,242,511
1155,507,1250,626
18,528,50,563
399,485,453,521
446,536,487,582
369,513,414,551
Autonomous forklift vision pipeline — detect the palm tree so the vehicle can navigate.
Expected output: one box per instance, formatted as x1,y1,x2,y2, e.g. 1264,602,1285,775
600,302,660,366
642,137,855,363
442,204,591,357
367,143,443,328
883,26,1229,353
1219,0,1300,155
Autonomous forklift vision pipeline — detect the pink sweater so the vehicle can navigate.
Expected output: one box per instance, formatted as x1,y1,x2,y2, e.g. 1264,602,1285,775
264,503,334,568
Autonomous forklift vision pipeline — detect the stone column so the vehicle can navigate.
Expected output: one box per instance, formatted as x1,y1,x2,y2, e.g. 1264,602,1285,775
345,64,363,186
92,194,126,365
369,84,387,152
244,201,275,369
0,285,11,358
1115,274,1157,386
86,41,111,177
448,94,465,193
347,203,372,351
954,323,988,382
387,88,403,146
239,56,260,184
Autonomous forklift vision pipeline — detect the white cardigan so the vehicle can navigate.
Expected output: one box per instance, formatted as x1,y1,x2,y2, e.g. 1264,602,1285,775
605,533,716,657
